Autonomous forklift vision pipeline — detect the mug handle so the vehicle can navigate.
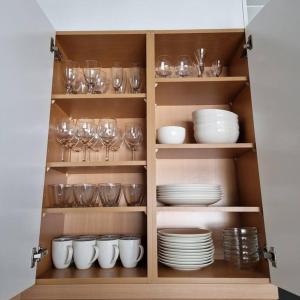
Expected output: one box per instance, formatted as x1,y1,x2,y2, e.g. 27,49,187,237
111,245,119,265
136,245,144,263
65,245,73,266
90,246,99,264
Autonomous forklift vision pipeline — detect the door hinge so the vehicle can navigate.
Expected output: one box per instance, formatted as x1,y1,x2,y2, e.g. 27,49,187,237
241,35,253,59
263,246,277,268
31,246,48,268
50,37,63,61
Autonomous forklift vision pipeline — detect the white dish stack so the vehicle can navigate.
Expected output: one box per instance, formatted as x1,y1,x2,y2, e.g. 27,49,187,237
157,184,222,206
158,228,215,271
192,109,240,144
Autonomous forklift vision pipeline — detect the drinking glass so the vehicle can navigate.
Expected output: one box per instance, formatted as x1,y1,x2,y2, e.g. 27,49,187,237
76,120,97,162
194,48,207,77
56,121,76,161
211,60,223,77
50,184,74,207
73,184,98,207
73,78,88,94
94,70,109,94
64,60,79,94
122,184,145,206
98,183,121,207
156,55,172,77
98,118,118,161
175,55,193,77
88,132,103,161
83,60,99,94
111,63,123,93
110,128,124,160
129,65,141,93
124,123,143,160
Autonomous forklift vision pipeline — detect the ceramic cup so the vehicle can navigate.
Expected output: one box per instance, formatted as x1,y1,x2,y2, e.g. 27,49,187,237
96,237,119,269
119,236,144,268
52,237,73,269
73,237,99,270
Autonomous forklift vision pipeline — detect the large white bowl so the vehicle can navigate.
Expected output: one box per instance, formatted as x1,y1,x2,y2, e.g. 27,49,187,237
194,124,239,132
193,119,239,127
157,126,186,144
192,109,238,121
194,127,239,144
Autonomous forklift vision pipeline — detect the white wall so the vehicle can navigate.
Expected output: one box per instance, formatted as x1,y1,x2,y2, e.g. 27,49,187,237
244,0,270,25
36,0,244,31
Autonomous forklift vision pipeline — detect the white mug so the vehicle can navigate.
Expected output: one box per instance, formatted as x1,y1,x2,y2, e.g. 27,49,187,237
52,237,73,269
73,238,99,270
119,236,144,268
96,237,119,269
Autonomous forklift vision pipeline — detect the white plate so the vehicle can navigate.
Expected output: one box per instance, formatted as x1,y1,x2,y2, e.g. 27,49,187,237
159,256,213,265
159,249,215,257
159,258,214,271
157,193,222,197
157,199,221,206
159,251,214,260
158,184,221,188
158,235,212,243
158,228,211,237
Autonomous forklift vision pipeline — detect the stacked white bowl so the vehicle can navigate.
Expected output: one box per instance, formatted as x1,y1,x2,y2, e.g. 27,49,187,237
192,109,239,144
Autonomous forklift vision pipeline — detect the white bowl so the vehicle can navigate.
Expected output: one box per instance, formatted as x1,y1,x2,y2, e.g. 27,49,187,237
157,126,186,144
194,124,239,131
194,127,239,144
193,119,239,127
192,109,238,120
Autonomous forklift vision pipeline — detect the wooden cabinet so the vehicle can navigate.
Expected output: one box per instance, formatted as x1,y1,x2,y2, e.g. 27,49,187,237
2,0,300,299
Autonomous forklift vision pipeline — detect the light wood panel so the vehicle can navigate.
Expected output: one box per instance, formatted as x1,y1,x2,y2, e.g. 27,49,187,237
155,143,254,159
56,34,146,67
43,207,147,214
155,78,247,105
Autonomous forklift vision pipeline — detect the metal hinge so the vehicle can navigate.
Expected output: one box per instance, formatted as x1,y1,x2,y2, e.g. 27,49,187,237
241,35,253,59
31,247,48,268
263,246,277,268
50,37,63,61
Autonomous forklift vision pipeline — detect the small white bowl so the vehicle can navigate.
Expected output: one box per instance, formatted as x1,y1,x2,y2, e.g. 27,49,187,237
157,126,186,144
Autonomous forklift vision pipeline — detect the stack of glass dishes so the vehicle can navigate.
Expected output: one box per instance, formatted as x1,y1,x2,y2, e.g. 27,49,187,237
223,227,260,268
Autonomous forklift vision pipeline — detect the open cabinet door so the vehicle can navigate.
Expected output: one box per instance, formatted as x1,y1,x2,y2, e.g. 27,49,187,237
247,0,300,296
0,0,54,299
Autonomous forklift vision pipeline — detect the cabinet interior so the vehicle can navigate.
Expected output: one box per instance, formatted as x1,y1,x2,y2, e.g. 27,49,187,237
37,30,270,284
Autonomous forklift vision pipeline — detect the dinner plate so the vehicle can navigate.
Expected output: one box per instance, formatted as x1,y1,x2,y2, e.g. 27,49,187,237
157,184,221,188
158,249,215,257
158,228,211,237
159,255,213,265
159,258,214,271
158,250,214,260
157,200,220,206
158,236,213,244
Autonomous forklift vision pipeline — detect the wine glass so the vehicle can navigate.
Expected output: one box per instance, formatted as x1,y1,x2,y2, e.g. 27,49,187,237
75,120,97,162
129,65,141,93
87,132,103,161
194,48,207,77
211,60,223,77
64,60,78,94
111,62,123,93
73,77,88,94
124,123,143,160
110,128,124,160
175,55,193,77
98,118,118,161
94,70,109,94
156,55,172,77
83,60,99,94
56,120,76,161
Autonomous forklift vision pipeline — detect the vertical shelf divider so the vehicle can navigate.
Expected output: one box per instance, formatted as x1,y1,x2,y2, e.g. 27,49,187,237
146,32,157,280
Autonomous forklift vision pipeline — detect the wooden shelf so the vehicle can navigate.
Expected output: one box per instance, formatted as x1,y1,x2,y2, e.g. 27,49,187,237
155,77,248,105
155,143,254,159
43,206,147,214
52,93,146,119
156,206,260,213
36,265,147,284
47,160,147,173
157,260,269,284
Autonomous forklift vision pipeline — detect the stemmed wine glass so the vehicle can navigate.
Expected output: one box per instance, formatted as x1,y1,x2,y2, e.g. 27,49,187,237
87,132,103,161
94,70,109,94
98,118,118,161
64,60,78,94
111,63,123,93
75,120,97,161
110,128,124,160
194,48,207,77
129,65,141,93
83,60,99,94
56,121,76,161
124,123,143,160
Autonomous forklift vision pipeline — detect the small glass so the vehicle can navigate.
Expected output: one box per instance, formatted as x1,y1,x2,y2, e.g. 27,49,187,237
211,60,223,77
111,62,123,93
129,65,141,93
175,55,193,77
156,55,172,77
194,48,207,77
124,123,143,160
98,183,122,207
64,60,79,94
94,70,109,94
83,60,99,93
50,184,74,207
122,184,145,206
73,184,98,207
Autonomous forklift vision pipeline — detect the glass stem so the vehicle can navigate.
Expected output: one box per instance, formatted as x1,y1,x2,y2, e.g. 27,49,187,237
105,146,109,161
83,145,87,162
61,146,65,161
68,148,72,162
132,149,135,160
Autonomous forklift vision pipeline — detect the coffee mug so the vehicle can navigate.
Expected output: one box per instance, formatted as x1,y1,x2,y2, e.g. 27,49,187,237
73,238,99,269
52,237,73,269
96,237,119,269
119,236,144,268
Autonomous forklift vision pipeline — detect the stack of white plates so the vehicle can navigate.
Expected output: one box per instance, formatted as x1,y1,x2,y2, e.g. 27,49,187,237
158,228,214,271
192,109,239,143
157,184,222,206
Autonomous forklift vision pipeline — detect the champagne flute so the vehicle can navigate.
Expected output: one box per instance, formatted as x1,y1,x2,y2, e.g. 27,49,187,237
98,118,117,161
64,60,78,94
111,62,123,93
124,123,143,160
83,60,99,94
129,65,141,93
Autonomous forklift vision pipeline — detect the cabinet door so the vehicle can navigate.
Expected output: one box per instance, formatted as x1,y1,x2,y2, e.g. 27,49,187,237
247,0,300,296
0,0,54,299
